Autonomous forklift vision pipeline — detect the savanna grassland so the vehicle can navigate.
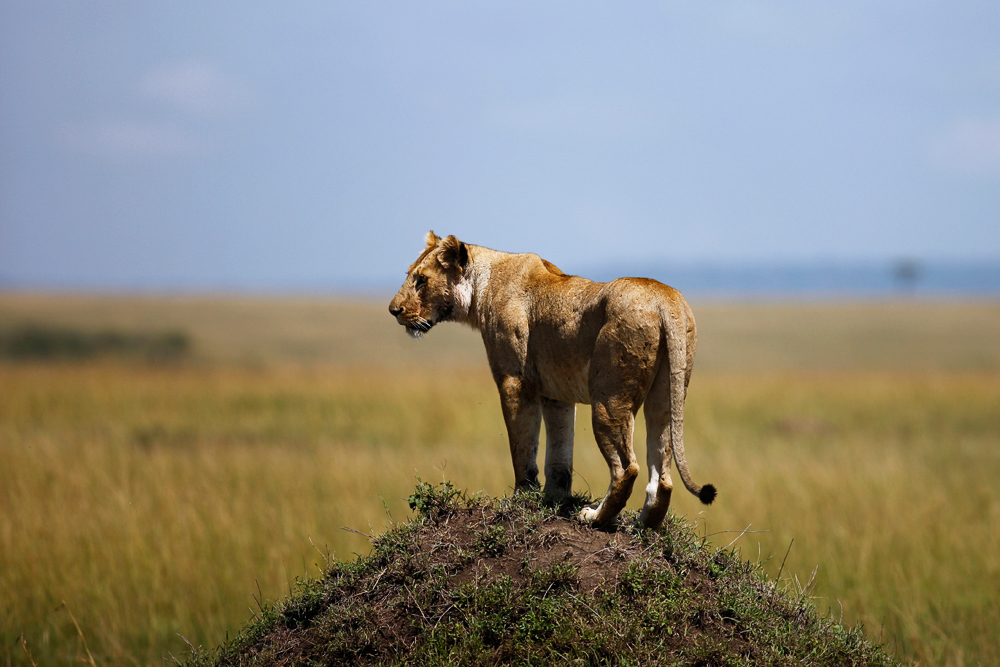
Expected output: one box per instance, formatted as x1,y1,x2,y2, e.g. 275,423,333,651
2,294,999,666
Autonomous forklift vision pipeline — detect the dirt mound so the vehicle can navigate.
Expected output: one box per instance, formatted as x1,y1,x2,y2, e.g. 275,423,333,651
191,482,897,667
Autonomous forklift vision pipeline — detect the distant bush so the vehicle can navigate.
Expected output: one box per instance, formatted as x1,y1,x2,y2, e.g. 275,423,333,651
0,324,191,361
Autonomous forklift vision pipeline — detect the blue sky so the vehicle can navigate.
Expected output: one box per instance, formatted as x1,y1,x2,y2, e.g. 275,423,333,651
1,1,998,290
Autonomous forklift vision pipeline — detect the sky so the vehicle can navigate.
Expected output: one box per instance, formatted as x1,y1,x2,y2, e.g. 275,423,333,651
1,1,999,291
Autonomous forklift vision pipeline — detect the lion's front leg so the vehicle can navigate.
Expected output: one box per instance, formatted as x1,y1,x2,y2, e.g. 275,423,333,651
498,376,542,491
541,397,575,502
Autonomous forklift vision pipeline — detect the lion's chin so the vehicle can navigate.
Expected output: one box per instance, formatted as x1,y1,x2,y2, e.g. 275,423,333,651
404,321,435,339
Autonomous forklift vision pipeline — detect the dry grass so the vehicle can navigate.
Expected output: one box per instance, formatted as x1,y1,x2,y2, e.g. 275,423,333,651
685,372,1000,665
3,293,999,370
1,293,998,666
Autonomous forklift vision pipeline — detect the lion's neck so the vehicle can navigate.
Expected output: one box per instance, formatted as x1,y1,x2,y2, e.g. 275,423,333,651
452,244,505,330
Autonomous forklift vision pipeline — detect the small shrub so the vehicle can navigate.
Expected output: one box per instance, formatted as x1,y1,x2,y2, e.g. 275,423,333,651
407,479,463,518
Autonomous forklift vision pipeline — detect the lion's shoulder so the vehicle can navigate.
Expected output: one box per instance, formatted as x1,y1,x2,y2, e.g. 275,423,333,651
492,252,574,285
541,259,566,276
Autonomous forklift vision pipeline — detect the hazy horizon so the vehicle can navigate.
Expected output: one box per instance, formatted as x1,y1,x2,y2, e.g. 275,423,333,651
4,257,999,299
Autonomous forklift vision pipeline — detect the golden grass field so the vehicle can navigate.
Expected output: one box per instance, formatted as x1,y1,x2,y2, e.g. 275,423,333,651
2,294,999,666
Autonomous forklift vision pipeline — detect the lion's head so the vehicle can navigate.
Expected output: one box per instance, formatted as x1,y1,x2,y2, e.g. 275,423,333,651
389,231,470,338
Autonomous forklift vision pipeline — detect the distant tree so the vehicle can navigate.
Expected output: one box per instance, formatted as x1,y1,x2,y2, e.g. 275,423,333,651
892,258,923,293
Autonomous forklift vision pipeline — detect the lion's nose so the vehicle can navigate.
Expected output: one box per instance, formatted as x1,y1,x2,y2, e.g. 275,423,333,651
389,304,403,316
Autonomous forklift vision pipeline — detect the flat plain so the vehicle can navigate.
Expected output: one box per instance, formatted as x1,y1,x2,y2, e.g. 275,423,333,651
2,294,998,666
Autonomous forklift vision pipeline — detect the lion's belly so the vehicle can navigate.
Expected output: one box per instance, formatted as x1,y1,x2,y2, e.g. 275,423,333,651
538,360,591,404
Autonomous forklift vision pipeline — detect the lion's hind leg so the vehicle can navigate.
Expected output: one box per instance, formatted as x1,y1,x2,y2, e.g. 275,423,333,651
637,370,674,530
579,322,657,528
578,400,639,527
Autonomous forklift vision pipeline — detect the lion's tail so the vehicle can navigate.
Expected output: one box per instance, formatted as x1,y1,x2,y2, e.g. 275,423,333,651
663,297,716,505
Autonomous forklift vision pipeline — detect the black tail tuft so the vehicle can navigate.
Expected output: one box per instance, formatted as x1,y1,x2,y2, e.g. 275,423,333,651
699,484,717,505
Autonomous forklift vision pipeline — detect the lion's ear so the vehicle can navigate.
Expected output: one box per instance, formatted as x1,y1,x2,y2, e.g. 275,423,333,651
424,231,441,248
438,235,468,272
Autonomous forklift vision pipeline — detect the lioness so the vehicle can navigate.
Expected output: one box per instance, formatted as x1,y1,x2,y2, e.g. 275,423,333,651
389,232,715,529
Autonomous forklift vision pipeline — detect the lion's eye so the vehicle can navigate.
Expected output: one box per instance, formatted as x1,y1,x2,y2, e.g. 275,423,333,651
413,274,426,289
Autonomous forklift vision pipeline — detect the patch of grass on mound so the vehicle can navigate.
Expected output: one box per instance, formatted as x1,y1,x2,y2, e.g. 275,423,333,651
186,481,899,667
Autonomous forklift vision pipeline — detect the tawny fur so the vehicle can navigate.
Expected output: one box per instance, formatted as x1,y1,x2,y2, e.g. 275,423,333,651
389,231,715,529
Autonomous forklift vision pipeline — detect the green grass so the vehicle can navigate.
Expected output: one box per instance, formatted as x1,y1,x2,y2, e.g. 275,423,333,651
1,293,998,665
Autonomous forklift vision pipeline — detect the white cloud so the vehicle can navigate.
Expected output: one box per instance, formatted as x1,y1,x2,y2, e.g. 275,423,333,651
61,120,201,159
929,117,1000,176
57,61,246,160
140,61,246,116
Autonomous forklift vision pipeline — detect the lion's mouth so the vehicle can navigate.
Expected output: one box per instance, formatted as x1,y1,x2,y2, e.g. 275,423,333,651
403,316,435,338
